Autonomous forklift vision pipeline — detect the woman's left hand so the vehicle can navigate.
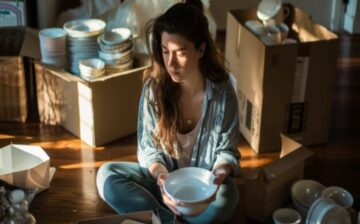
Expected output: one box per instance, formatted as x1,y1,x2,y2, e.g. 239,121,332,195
212,164,232,185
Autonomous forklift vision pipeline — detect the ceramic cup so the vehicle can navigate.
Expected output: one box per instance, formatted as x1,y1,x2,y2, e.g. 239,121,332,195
273,208,302,224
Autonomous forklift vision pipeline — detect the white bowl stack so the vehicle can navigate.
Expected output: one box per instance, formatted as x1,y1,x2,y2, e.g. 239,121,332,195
79,58,105,81
98,27,134,74
39,28,67,67
289,179,353,224
63,19,106,75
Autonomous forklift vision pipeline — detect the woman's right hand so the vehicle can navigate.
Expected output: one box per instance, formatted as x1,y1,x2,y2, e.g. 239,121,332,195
157,173,183,216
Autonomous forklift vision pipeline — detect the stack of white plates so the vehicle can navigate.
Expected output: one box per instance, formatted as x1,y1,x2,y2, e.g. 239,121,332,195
39,28,67,67
98,27,134,74
64,19,106,75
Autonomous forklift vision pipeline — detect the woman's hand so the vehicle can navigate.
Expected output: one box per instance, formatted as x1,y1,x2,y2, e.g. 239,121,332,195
212,164,232,185
157,173,183,215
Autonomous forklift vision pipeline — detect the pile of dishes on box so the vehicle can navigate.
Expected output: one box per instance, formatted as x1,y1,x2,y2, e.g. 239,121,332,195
38,19,134,81
272,179,353,224
244,0,296,45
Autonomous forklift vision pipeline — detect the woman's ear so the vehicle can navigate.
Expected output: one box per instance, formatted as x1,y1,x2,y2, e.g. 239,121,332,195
199,42,206,57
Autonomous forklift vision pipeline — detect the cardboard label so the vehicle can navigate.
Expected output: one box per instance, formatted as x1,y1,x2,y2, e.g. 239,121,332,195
291,57,309,103
286,56,309,134
245,99,260,137
237,88,260,137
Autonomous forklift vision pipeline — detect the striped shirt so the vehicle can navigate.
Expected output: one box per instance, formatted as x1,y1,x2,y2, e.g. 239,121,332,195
137,77,241,177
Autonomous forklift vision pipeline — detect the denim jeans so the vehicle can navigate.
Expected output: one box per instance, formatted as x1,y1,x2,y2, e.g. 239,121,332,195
96,162,239,224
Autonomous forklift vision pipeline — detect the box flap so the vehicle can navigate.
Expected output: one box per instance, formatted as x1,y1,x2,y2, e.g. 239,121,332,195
292,8,338,42
0,27,25,56
20,28,41,59
0,27,40,59
262,134,313,182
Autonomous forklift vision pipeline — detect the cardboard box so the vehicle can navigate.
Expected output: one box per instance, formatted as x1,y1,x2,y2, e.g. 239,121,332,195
0,0,26,26
241,134,313,222
0,144,55,192
0,27,40,122
225,8,338,153
78,210,182,224
36,56,151,147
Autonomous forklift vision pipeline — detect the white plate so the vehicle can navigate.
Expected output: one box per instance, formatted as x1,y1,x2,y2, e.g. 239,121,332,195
64,19,106,37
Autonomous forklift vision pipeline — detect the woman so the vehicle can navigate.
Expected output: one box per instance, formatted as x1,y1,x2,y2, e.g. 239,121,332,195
96,1,241,223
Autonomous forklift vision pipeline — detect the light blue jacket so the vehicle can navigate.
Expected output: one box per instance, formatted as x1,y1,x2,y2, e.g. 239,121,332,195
137,78,241,177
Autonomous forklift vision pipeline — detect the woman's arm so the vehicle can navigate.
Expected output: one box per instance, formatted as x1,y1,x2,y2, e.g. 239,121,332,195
212,80,241,178
137,80,169,176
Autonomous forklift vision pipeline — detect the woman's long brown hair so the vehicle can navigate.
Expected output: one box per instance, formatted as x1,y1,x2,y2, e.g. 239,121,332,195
144,0,229,156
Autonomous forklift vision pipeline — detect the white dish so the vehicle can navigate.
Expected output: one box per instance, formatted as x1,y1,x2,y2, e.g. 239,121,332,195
64,19,106,37
273,208,301,224
306,197,351,224
100,27,132,46
291,179,325,217
321,186,353,209
164,167,218,216
257,0,282,21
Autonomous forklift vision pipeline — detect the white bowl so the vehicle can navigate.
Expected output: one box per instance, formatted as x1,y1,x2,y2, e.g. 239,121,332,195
100,27,132,46
164,167,218,216
321,186,353,209
291,179,325,217
257,0,282,21
39,28,66,39
79,58,105,79
273,208,301,224
64,19,106,37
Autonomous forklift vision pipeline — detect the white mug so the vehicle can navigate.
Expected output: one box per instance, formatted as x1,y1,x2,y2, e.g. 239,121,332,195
273,208,302,224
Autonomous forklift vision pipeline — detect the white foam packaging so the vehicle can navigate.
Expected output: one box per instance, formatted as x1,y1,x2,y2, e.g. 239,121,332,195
0,144,55,192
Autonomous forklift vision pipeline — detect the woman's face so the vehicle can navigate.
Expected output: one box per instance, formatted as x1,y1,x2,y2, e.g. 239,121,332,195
161,32,204,83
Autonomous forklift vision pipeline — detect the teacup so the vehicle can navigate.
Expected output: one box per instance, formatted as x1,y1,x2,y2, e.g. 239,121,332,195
273,208,301,224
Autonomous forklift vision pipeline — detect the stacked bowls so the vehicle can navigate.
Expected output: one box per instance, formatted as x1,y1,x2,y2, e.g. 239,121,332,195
63,19,106,75
39,28,67,67
98,27,134,74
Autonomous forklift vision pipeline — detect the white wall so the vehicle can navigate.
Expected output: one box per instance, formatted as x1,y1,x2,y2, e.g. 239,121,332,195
344,0,360,33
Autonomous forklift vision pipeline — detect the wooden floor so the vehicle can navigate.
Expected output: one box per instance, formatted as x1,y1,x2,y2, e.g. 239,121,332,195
0,32,360,223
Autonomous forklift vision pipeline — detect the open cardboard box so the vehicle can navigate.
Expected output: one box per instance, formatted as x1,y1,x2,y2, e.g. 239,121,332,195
0,144,55,192
241,134,314,222
0,27,40,122
78,210,182,224
225,7,338,153
36,55,151,147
